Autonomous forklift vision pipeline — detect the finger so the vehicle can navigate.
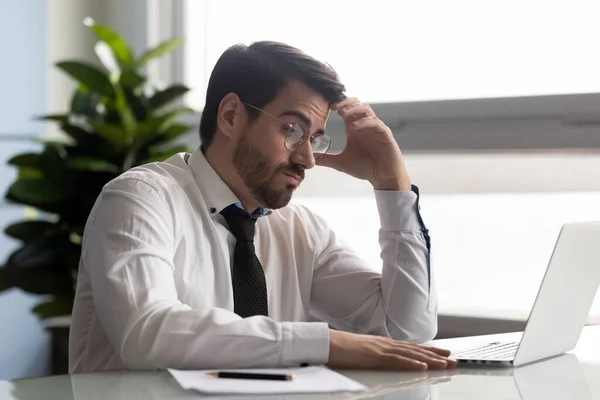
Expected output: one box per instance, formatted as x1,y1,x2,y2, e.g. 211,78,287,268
397,344,453,362
331,97,360,111
348,116,395,140
381,354,428,371
392,348,450,370
314,152,340,170
348,116,381,130
413,344,453,357
338,103,374,122
401,344,457,368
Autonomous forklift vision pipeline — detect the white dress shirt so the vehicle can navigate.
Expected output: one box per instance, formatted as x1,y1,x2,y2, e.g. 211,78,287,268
69,147,437,373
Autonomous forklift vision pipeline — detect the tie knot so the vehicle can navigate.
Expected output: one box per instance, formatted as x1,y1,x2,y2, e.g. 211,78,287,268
221,206,257,242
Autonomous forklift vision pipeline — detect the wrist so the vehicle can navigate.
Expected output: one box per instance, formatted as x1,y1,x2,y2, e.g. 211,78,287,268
327,329,352,367
371,178,411,191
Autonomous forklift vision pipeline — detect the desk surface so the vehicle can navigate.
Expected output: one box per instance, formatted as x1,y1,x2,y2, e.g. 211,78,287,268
2,325,599,400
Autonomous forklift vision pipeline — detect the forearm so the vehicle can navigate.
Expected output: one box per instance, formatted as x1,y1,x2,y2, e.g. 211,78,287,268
310,187,436,343
374,188,437,342
113,303,330,369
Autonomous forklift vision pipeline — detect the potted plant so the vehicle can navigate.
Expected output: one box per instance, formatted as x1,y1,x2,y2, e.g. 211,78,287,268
0,18,195,375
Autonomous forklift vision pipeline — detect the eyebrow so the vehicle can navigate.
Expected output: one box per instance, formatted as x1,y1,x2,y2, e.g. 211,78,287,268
279,110,325,135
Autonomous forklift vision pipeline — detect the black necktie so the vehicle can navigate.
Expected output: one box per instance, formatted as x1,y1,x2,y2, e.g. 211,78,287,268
220,206,269,318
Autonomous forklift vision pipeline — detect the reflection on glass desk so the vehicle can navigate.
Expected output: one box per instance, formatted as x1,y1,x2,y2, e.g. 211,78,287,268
1,325,599,400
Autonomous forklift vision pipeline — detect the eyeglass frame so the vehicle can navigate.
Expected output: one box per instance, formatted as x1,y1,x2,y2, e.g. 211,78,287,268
242,102,332,161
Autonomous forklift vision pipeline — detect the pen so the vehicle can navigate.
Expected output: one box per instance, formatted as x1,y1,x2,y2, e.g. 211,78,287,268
206,371,294,381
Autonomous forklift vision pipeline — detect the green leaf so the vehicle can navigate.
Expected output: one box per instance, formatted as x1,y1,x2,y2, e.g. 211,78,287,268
18,167,44,179
4,190,64,215
161,123,193,142
5,234,70,270
61,123,100,149
32,297,74,319
36,136,73,147
142,124,193,154
4,221,57,241
7,178,72,204
0,269,9,292
69,232,83,245
148,123,193,147
55,61,114,98
70,89,100,118
85,18,134,66
141,145,189,164
113,84,137,137
68,156,118,173
136,107,195,141
88,120,127,148
149,85,190,110
40,146,68,185
124,88,149,121
35,114,69,123
136,37,184,68
1,266,73,296
94,41,121,80
120,69,146,89
8,153,42,169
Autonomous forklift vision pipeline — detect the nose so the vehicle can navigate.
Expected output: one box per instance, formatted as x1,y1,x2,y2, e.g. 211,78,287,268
290,139,316,170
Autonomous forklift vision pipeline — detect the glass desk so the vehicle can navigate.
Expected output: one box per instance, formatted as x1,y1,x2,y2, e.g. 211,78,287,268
2,325,599,400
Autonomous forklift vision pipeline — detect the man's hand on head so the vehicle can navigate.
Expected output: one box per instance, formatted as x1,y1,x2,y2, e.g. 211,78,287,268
327,330,457,371
315,98,411,191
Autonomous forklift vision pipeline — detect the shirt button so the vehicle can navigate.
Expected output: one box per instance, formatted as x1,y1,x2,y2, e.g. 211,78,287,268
210,207,216,213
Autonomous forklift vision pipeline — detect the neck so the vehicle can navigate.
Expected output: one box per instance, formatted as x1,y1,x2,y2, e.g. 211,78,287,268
203,144,262,213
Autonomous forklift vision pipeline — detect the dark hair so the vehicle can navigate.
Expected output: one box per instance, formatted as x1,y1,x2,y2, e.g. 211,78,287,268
199,41,346,148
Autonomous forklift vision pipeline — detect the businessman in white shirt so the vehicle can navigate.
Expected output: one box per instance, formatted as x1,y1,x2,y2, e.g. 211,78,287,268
69,41,456,373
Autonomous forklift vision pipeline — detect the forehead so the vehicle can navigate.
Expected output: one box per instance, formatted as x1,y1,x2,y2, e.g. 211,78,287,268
266,80,330,125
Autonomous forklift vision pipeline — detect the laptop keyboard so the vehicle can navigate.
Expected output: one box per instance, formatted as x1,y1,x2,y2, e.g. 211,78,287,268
452,341,519,360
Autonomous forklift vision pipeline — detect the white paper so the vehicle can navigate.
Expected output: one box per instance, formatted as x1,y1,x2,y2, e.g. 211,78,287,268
167,366,367,395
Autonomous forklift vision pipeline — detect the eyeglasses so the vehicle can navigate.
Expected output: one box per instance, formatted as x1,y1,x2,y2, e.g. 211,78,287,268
243,102,331,161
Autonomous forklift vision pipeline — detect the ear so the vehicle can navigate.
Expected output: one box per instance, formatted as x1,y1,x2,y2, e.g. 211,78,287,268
216,93,244,140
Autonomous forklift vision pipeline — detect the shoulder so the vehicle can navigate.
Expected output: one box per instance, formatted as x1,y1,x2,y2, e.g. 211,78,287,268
84,156,193,238
102,153,194,203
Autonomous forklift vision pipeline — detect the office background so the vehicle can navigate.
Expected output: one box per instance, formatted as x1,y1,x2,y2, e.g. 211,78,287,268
1,0,600,380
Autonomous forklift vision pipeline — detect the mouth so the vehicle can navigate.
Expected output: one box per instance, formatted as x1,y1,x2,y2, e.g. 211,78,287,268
281,172,303,186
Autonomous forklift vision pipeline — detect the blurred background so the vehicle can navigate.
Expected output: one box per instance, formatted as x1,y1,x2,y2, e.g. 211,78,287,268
1,0,600,380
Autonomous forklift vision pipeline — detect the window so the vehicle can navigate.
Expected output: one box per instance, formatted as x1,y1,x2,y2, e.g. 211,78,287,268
184,0,600,107
177,0,600,153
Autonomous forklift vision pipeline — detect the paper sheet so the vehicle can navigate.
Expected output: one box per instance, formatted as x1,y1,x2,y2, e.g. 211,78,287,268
168,366,367,395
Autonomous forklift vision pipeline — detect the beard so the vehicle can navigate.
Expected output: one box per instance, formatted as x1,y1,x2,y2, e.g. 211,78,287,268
232,135,305,210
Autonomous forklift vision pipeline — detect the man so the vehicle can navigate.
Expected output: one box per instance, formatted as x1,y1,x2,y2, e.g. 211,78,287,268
69,41,455,373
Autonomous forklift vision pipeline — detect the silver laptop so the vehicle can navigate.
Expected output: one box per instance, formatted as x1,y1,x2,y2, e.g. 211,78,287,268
446,221,600,367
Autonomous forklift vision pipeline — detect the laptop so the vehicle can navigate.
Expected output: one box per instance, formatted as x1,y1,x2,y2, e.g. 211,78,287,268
445,221,600,367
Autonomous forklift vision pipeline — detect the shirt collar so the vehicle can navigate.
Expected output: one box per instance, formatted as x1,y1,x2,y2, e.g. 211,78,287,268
187,146,272,218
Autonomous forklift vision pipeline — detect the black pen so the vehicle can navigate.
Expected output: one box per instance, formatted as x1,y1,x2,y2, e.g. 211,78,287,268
206,371,294,381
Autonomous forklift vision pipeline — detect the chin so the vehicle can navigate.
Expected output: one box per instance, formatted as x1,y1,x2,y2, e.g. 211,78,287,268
252,181,298,210
263,191,294,210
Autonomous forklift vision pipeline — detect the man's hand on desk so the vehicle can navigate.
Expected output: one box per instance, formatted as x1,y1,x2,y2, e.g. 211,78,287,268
327,330,457,371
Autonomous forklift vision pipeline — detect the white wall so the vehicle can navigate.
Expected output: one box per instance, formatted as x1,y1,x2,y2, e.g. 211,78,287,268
0,0,51,380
